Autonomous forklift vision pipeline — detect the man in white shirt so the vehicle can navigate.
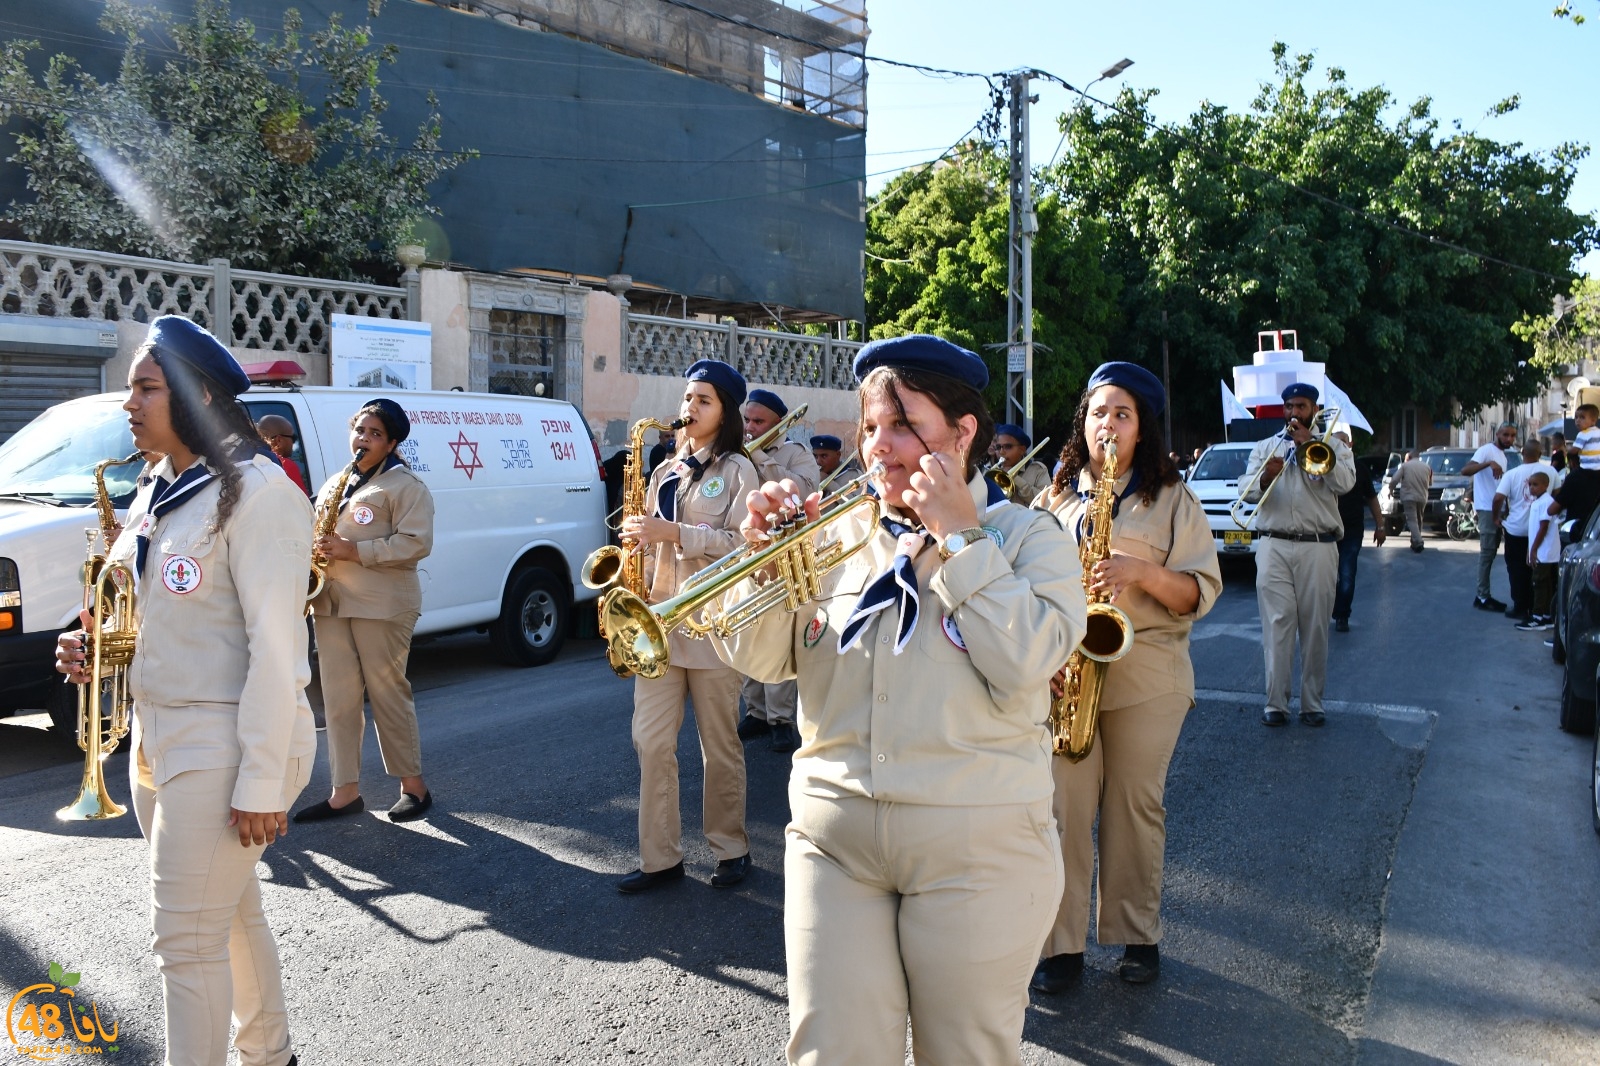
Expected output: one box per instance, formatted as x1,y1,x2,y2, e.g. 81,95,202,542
1492,441,1552,622
1461,422,1517,611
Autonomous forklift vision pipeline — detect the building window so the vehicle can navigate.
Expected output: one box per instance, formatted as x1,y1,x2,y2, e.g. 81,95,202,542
487,309,564,397
1391,406,1417,451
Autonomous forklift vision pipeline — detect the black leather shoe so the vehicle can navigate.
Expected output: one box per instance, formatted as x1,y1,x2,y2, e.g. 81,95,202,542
1029,952,1084,995
388,791,433,822
736,715,771,741
1262,709,1288,727
285,1056,298,1066
292,796,364,823
1333,618,1350,632
769,722,799,754
1474,596,1507,612
1299,710,1326,727
1120,943,1160,984
710,854,751,889
618,862,686,894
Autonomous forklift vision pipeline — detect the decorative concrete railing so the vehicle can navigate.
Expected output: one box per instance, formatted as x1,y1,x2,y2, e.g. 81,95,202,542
0,240,406,353
626,314,859,391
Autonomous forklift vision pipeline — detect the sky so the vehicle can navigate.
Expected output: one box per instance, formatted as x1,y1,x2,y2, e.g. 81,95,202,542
857,0,1599,276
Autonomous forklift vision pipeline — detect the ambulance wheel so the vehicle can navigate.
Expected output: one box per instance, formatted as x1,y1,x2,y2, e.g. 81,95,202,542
45,678,79,739
491,566,567,667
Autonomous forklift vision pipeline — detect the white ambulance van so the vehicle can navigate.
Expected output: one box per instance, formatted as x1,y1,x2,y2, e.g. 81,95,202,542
0,381,607,733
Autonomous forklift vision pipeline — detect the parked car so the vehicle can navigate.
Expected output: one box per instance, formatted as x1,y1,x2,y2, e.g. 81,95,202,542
0,384,608,734
1553,507,1600,736
1377,446,1524,535
1186,441,1258,557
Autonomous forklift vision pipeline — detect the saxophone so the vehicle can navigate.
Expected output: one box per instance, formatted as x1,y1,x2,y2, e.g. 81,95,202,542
59,452,142,821
583,417,685,600
1049,436,1135,761
306,450,365,612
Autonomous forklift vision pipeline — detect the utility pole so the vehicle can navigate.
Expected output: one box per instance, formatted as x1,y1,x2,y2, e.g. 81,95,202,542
1162,309,1171,445
1004,70,1036,437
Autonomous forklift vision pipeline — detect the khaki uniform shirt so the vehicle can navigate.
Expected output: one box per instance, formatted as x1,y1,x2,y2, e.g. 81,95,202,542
749,439,821,498
711,473,1087,806
1038,473,1222,709
107,454,317,813
1242,434,1357,535
642,446,761,670
1397,459,1432,504
310,462,435,619
1007,460,1053,505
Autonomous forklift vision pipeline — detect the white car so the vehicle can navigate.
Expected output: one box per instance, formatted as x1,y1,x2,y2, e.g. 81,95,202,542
0,385,608,732
1187,441,1260,557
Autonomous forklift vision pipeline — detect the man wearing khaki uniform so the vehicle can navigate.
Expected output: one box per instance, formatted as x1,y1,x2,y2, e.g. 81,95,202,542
1242,382,1356,727
738,388,820,754
1396,450,1432,551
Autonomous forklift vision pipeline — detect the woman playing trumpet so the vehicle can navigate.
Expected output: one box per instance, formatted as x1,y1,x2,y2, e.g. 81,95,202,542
713,334,1085,1065
1030,362,1221,992
616,359,760,893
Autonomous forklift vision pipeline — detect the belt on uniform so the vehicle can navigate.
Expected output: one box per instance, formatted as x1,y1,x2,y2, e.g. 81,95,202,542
1258,531,1338,543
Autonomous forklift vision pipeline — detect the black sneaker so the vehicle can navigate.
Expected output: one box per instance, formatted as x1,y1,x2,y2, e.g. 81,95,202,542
1473,596,1507,612
1516,616,1554,632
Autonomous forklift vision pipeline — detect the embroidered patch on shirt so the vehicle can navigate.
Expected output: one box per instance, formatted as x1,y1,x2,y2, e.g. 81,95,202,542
941,613,967,651
161,555,202,595
803,611,828,648
701,475,726,499
980,525,1004,548
351,504,375,525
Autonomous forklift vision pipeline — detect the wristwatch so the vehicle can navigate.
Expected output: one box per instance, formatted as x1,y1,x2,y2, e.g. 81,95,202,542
938,526,989,560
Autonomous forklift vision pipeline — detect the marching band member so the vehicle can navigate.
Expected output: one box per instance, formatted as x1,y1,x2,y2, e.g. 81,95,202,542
994,423,1052,503
737,389,820,755
619,359,761,892
810,434,861,484
713,334,1085,1065
55,315,314,1066
295,399,436,823
1030,362,1221,993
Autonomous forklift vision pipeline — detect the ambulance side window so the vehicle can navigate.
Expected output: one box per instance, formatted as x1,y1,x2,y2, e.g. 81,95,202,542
243,400,312,495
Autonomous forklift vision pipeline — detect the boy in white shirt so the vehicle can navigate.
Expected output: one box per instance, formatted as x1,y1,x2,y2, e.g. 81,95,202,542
1574,405,1600,471
1520,471,1561,631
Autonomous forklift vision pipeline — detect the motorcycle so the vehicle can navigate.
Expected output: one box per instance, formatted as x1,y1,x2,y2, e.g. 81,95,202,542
1445,495,1478,541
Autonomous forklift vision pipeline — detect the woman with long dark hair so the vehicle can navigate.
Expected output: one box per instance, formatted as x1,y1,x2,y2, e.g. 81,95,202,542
714,334,1085,1064
616,359,761,893
295,398,436,824
56,315,315,1066
1030,362,1221,993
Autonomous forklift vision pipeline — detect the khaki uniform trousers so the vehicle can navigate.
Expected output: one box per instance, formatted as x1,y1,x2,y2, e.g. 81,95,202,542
1402,500,1426,547
315,612,423,786
784,790,1062,1066
632,664,747,872
1256,536,1337,717
741,674,797,725
1044,692,1190,955
132,750,311,1066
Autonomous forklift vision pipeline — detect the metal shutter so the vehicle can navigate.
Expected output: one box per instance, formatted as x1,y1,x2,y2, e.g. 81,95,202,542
0,354,104,443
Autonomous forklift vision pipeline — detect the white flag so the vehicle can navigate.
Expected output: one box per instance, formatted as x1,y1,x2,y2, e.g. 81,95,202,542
1322,378,1372,433
1220,380,1253,424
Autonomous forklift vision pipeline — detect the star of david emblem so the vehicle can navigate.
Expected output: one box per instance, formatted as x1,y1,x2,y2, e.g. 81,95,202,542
449,431,483,480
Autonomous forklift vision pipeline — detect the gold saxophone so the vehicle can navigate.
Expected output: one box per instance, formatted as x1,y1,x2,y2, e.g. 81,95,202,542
1050,436,1134,761
59,452,142,821
306,450,365,613
584,417,685,602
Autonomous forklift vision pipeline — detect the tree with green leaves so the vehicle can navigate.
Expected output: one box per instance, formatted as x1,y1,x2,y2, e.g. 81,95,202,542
1513,277,1600,367
0,0,472,282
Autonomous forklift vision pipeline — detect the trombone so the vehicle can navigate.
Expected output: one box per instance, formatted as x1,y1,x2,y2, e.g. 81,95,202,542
598,462,883,679
1229,407,1341,530
817,450,860,494
990,437,1051,499
745,403,809,456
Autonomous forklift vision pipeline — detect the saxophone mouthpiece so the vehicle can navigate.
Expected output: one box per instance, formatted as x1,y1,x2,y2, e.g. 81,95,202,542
670,418,687,430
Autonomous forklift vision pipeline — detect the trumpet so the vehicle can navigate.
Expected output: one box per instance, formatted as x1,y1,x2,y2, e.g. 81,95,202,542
745,403,809,456
598,462,884,680
989,437,1051,500
1229,407,1340,530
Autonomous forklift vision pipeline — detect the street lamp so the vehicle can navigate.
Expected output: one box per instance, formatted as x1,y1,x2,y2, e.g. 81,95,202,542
1046,58,1134,170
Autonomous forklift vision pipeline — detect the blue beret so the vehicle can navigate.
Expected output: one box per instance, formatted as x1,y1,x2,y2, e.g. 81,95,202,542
1281,382,1319,404
747,388,788,417
685,359,747,407
853,334,988,391
1086,361,1166,417
146,315,251,397
994,423,1031,449
360,398,410,443
810,434,843,451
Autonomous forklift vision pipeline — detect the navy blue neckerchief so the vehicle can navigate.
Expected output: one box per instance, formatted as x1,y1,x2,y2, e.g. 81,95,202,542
134,440,273,577
339,452,403,513
1075,468,1142,542
838,477,1008,655
654,453,705,522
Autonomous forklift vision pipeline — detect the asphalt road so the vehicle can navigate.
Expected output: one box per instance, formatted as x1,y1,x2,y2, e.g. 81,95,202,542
2,531,1597,1064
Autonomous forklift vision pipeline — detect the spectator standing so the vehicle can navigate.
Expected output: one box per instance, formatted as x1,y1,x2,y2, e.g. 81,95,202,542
1331,432,1386,633
1396,451,1432,552
1557,405,1600,538
1550,433,1568,473
1461,423,1516,611
256,414,310,496
1492,441,1552,623
1520,472,1560,631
